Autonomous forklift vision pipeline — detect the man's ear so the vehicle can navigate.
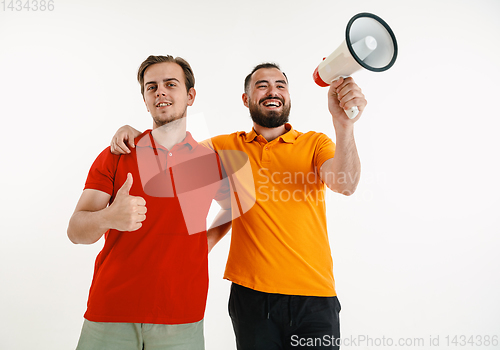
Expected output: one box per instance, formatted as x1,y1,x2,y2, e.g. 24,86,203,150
187,87,196,106
242,93,249,108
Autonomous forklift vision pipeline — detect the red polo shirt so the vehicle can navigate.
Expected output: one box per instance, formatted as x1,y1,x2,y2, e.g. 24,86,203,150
83,130,229,324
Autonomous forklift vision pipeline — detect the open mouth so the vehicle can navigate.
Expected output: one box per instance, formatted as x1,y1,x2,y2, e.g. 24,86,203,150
156,102,172,107
261,99,283,108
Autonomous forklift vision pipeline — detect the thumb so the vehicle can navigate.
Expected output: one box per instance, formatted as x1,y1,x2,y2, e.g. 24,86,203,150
118,173,133,196
130,137,135,149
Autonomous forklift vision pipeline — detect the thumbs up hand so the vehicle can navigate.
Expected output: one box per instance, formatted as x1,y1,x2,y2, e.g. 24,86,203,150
107,173,147,231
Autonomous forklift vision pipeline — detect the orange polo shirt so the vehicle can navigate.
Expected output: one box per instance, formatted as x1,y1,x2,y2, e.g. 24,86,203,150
203,123,337,297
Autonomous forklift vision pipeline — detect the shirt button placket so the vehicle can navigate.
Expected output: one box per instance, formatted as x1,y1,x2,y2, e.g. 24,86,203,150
262,144,271,164
167,152,173,168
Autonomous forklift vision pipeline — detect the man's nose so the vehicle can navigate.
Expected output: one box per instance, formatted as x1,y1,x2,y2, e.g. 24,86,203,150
156,87,167,97
266,86,279,96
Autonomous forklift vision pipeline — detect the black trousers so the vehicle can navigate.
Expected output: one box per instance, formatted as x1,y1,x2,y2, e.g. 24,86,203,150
229,283,341,350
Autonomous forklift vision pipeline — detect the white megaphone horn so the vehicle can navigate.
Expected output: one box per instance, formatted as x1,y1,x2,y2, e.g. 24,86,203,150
313,13,398,119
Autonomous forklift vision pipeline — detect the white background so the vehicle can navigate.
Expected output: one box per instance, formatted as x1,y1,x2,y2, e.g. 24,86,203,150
1,0,499,349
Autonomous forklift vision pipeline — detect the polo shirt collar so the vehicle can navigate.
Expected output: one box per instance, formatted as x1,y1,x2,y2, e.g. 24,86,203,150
179,131,198,150
136,129,198,151
243,123,298,144
243,128,259,143
279,123,299,144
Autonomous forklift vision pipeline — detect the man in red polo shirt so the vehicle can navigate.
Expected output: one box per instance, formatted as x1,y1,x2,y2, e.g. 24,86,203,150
67,55,232,350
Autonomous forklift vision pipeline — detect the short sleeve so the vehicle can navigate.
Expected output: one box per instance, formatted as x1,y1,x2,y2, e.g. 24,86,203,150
315,133,336,170
84,147,120,196
200,134,231,153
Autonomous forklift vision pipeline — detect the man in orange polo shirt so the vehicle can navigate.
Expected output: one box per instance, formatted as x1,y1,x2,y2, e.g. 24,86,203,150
67,55,232,350
111,63,366,350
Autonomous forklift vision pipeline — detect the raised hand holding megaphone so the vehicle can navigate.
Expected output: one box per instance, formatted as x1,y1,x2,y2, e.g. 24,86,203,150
313,13,398,119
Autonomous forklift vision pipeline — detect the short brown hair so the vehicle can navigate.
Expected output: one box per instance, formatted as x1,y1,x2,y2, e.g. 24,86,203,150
137,55,195,96
244,62,288,94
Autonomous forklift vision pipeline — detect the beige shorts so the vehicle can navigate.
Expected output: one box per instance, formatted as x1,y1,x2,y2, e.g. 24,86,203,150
76,318,204,350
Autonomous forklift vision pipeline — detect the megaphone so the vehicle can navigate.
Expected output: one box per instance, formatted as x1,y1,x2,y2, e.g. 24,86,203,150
313,12,398,119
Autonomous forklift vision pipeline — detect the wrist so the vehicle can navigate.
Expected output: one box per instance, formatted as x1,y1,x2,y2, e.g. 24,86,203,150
99,205,116,231
333,120,354,136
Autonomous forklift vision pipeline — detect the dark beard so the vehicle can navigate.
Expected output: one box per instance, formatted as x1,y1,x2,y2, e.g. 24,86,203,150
249,100,291,128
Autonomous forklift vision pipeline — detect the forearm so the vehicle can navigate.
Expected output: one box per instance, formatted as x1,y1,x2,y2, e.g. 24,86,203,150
207,208,232,253
322,77,364,195
327,126,361,195
67,208,111,245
